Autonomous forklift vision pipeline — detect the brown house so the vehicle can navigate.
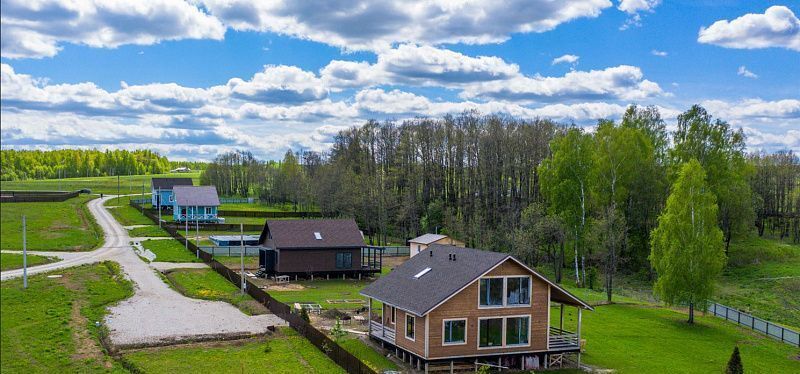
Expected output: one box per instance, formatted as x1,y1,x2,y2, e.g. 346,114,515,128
360,245,592,371
257,219,382,277
408,233,465,257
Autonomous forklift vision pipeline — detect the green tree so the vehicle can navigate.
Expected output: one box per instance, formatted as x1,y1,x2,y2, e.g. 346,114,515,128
650,159,726,323
725,346,743,374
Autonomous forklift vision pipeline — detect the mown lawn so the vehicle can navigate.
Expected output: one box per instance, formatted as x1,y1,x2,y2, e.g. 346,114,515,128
127,225,170,237
269,279,373,310
105,197,154,226
219,202,305,212
0,252,58,271
141,239,202,263
555,303,800,373
123,327,345,374
0,262,133,373
214,255,260,270
338,335,398,372
0,195,102,251
2,172,200,195
163,268,266,315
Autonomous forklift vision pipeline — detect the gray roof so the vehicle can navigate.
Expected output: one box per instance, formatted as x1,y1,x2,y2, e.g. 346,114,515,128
408,233,449,245
209,235,260,241
151,177,193,190
361,245,592,316
173,186,220,206
263,219,364,249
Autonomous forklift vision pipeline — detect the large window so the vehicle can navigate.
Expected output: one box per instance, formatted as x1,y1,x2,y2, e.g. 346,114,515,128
443,319,466,345
478,318,503,347
391,306,396,324
479,278,504,307
405,314,415,340
506,316,529,346
506,277,530,305
335,252,352,269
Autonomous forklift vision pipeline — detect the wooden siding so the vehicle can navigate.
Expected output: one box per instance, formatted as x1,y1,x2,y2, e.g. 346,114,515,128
394,309,426,357
426,259,550,359
275,248,361,273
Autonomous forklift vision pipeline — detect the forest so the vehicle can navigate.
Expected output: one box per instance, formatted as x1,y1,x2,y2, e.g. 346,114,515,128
0,149,198,180
200,105,800,291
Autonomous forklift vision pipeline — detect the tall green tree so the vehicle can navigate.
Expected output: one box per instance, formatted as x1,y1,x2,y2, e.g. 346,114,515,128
650,159,726,323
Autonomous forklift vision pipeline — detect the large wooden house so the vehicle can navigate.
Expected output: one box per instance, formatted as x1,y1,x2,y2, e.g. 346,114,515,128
151,177,193,208
171,186,222,223
360,245,592,371
257,219,382,277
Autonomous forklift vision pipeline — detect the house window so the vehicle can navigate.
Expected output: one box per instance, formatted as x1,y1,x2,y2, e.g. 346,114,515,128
505,316,529,346
479,278,504,307
478,318,503,347
181,207,187,216
168,194,174,202
335,252,352,269
506,277,531,305
390,306,396,324
405,314,415,341
443,319,466,345
205,207,212,215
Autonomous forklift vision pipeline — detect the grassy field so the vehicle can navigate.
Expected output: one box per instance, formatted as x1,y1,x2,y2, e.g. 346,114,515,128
0,262,133,373
0,252,59,271
141,239,202,263
556,303,800,373
218,202,305,212
127,225,170,237
338,335,398,372
105,196,155,226
214,256,260,270
1,172,201,195
0,195,102,251
269,279,373,310
164,268,266,315
123,327,345,373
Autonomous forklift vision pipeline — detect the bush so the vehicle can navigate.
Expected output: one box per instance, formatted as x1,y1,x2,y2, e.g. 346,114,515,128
725,346,743,374
300,307,311,323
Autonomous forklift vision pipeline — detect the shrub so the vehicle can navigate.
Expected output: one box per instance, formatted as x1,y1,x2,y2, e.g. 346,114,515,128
725,346,743,374
300,307,311,323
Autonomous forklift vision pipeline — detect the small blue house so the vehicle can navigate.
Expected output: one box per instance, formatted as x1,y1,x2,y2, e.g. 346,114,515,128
151,178,193,208
172,185,223,223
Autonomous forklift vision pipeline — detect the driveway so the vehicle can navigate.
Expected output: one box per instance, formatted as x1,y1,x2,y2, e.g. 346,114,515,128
2,195,283,347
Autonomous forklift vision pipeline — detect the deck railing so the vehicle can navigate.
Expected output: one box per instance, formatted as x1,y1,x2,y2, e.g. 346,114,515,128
176,213,220,221
548,327,579,351
369,320,396,344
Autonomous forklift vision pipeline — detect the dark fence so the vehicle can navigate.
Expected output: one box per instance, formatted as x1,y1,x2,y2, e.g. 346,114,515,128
0,190,80,202
131,200,377,374
708,302,799,347
218,210,333,218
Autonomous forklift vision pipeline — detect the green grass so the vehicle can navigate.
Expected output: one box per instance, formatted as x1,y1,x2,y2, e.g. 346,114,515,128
164,268,265,315
1,172,201,195
0,195,102,251
105,196,155,226
214,256,260,269
1,262,134,373
0,252,58,271
218,202,305,212
127,225,170,237
123,327,345,374
339,335,398,372
556,303,799,373
269,279,373,310
141,239,202,263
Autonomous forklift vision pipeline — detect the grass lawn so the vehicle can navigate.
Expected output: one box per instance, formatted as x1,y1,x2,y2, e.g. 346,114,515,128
338,335,398,372
163,268,266,315
0,252,59,271
127,225,169,237
219,216,268,225
105,197,155,226
123,327,345,373
219,202,305,212
1,172,201,195
0,195,102,251
556,303,800,373
1,262,133,373
269,278,373,310
214,256,260,270
141,239,202,263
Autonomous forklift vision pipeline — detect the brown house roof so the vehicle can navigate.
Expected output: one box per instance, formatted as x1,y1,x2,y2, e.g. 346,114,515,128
361,245,592,316
261,219,364,249
151,177,193,190
173,186,220,206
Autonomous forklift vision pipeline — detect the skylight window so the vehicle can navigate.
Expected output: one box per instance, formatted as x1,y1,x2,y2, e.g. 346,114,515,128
314,232,322,240
413,267,432,279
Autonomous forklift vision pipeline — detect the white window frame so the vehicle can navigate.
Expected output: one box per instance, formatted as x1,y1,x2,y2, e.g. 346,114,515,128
477,275,532,309
205,206,212,215
168,194,174,202
405,314,416,341
441,318,468,346
476,314,531,350
391,306,396,324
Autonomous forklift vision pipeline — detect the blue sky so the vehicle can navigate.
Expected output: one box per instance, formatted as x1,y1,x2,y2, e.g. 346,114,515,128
1,0,798,160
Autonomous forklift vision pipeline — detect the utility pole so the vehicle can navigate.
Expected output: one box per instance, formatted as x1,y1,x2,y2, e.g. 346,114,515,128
141,181,144,214
157,187,162,228
117,174,120,198
185,214,189,253
195,219,199,259
240,223,245,295
22,215,28,289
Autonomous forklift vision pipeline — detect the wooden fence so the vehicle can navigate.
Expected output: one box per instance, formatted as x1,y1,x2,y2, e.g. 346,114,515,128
0,190,80,202
131,200,377,374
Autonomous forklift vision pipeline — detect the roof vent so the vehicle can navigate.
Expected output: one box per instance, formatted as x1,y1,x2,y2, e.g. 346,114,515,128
414,267,432,279
314,232,322,240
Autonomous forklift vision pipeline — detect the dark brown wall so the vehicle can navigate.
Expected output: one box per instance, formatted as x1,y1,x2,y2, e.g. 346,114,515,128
276,248,361,273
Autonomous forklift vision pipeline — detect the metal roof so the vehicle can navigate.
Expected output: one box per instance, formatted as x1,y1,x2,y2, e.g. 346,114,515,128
151,177,193,190
262,219,364,249
408,233,449,245
173,186,220,206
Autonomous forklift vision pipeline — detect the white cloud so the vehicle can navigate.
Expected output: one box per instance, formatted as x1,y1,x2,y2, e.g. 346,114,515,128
201,0,612,52
737,66,758,79
225,65,328,103
698,6,800,51
552,54,580,65
0,0,226,59
651,49,668,57
702,98,800,120
617,0,661,30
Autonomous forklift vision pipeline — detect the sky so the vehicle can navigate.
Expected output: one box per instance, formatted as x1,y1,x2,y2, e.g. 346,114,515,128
1,0,798,160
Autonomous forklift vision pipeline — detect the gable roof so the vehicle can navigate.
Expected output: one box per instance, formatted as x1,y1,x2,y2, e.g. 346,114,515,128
360,245,592,316
409,233,448,245
262,219,364,249
151,177,193,190
173,186,220,206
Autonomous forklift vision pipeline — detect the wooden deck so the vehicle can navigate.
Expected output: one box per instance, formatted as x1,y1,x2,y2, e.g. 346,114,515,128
369,320,396,345
548,327,580,351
